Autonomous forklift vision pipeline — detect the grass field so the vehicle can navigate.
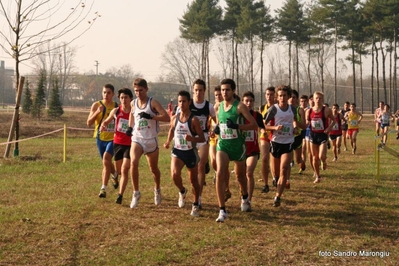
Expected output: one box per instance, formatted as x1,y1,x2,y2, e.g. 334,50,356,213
0,111,398,265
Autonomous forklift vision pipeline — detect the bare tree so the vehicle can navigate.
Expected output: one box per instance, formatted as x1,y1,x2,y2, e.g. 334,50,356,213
160,37,201,87
0,0,99,157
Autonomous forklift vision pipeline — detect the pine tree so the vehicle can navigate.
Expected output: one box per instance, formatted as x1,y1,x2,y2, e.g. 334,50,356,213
48,77,64,118
32,69,47,119
22,80,33,114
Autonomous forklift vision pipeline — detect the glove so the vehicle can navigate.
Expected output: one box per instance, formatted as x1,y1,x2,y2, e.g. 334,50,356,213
226,119,239,129
214,124,220,135
126,127,133,137
139,112,153,119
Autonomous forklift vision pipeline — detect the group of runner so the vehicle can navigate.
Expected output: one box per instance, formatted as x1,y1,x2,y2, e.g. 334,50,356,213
87,78,399,222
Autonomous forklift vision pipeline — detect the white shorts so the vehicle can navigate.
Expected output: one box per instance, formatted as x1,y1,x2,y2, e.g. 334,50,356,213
131,136,158,154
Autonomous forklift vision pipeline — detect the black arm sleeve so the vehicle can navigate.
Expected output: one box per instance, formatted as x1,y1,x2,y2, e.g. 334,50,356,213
255,111,265,129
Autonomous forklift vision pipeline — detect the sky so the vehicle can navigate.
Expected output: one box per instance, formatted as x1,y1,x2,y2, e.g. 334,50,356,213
0,0,284,82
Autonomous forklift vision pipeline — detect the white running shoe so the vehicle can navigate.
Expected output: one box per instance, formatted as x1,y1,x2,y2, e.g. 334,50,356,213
190,205,199,217
130,191,141,208
216,209,228,222
178,189,187,208
154,188,161,206
241,198,251,212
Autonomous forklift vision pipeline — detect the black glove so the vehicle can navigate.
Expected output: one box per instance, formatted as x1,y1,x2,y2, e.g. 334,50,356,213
126,127,133,137
226,119,239,129
214,124,220,135
139,112,152,119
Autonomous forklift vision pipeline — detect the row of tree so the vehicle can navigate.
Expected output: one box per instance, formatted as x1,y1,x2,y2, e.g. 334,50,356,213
22,69,64,119
174,0,399,111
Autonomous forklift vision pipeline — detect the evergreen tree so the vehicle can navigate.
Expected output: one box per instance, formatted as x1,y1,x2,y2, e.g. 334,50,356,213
48,77,64,118
32,69,47,120
22,80,33,114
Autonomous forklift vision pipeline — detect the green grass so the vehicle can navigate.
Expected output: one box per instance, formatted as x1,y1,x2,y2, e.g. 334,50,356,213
1,117,399,265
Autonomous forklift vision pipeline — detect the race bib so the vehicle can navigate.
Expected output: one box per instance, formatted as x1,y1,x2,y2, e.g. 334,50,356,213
104,120,115,132
116,118,129,133
244,130,255,142
277,123,293,136
198,115,207,131
311,118,324,131
219,123,238,140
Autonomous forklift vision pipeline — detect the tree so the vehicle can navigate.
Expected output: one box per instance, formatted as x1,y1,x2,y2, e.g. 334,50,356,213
160,37,202,87
48,77,64,118
276,0,309,89
32,69,46,120
179,0,223,99
22,79,32,114
0,0,99,157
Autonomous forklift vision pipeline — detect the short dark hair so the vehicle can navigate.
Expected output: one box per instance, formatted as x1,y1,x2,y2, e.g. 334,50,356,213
104,84,115,93
193,79,206,91
300,95,308,100
118,88,133,99
214,85,221,92
266,86,275,92
291,89,299,98
178,90,191,101
333,103,339,108
220,78,236,91
133,78,147,88
242,91,255,100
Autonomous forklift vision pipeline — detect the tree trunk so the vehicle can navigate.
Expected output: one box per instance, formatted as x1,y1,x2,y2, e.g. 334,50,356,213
235,41,239,95
394,27,398,112
371,38,375,113
288,40,292,86
359,50,363,113
296,42,299,92
250,36,254,92
308,41,312,95
334,22,338,104
352,45,356,103
260,39,264,107
374,42,380,103
379,38,387,102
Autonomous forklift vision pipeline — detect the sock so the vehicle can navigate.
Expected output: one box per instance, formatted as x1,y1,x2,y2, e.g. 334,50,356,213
180,188,186,194
101,185,106,190
242,194,249,200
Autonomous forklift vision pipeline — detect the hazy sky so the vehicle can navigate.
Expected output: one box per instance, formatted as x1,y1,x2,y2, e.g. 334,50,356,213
0,0,284,82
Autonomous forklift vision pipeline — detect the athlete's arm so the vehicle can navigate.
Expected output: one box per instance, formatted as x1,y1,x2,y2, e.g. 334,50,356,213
164,115,176,149
237,102,257,130
100,107,118,131
151,99,170,122
188,116,205,143
325,107,336,133
87,102,102,127
298,107,307,130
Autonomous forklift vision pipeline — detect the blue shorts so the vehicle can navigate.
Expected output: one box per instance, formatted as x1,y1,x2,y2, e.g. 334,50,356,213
96,138,114,159
172,148,199,169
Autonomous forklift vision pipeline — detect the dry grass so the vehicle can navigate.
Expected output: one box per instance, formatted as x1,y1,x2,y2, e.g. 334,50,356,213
0,110,398,265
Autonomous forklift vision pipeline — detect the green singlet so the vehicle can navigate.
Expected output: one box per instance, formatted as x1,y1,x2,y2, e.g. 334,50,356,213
216,100,246,161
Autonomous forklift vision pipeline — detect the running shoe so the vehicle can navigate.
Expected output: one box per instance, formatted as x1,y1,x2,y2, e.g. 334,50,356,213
273,196,281,207
154,188,162,206
178,188,187,208
241,198,251,212
190,205,200,217
215,209,228,222
98,189,106,198
111,173,119,189
314,177,321,183
261,185,270,193
332,157,337,162
115,194,123,204
130,191,141,208
272,176,279,187
224,190,232,202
